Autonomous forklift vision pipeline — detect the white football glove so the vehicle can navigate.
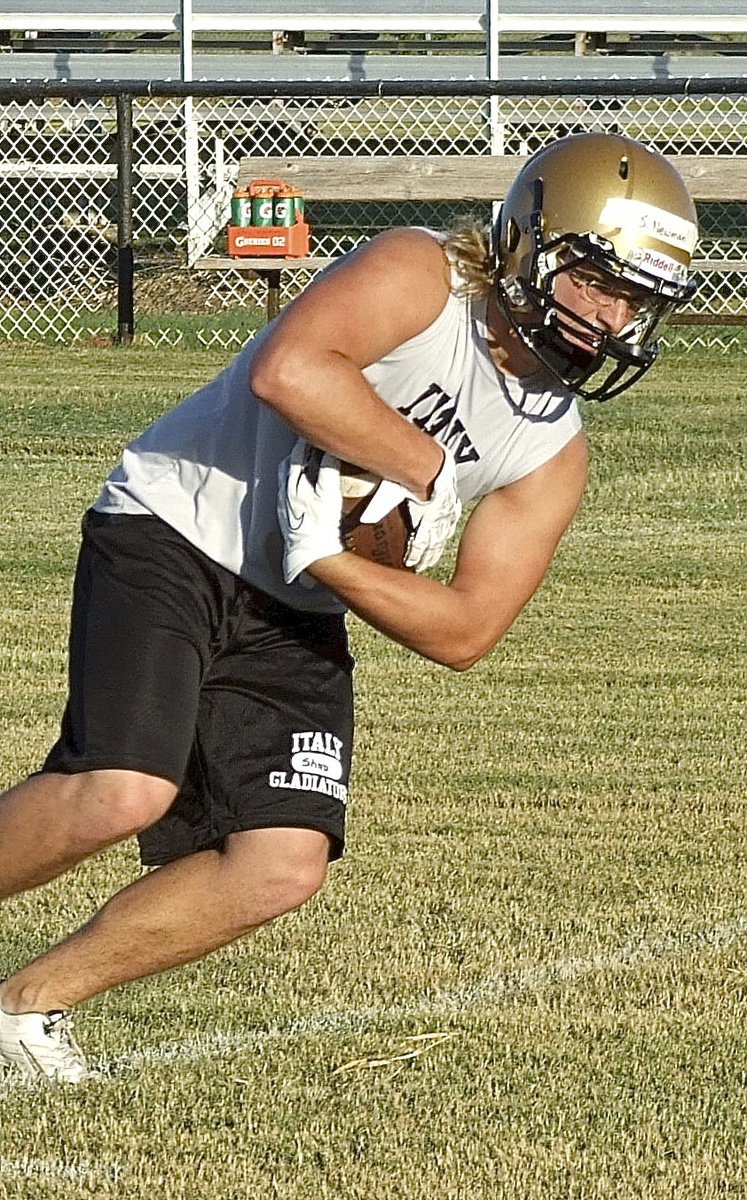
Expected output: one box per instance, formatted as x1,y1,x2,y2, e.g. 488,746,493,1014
403,447,462,572
277,439,343,585
335,446,462,572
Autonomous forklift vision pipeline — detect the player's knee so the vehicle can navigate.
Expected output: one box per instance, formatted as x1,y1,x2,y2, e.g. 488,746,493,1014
106,772,179,838
259,856,328,921
226,830,330,924
65,769,178,842
286,855,328,909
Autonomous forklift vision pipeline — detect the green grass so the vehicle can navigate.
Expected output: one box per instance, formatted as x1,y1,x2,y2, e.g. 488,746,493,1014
0,345,745,1198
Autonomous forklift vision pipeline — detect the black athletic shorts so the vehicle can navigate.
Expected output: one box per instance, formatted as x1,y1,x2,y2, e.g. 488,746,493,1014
42,510,354,866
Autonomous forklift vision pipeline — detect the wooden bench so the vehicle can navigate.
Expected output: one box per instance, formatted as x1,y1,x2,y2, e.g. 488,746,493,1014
194,154,747,323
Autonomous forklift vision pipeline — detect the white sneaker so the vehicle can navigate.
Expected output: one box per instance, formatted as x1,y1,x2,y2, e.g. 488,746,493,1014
0,1005,92,1083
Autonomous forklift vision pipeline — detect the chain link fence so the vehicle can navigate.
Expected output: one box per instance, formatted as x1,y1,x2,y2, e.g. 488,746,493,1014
0,82,745,351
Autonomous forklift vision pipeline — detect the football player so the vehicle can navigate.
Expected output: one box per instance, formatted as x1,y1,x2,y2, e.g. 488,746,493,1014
0,134,696,1082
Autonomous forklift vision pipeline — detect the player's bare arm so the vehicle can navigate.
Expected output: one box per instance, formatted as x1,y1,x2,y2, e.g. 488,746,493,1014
307,432,588,671
249,228,452,500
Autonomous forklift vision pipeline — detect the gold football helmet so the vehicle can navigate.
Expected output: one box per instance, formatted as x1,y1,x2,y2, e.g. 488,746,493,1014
493,133,698,400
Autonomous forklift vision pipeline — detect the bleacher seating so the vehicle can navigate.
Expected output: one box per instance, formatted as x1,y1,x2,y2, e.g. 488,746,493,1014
1,0,745,81
3,51,745,83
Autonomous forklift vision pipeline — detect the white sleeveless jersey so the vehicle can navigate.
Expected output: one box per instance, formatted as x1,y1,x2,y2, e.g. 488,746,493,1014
95,244,582,613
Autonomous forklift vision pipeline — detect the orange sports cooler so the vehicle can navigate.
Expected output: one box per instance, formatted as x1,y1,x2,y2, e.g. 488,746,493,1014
228,178,310,258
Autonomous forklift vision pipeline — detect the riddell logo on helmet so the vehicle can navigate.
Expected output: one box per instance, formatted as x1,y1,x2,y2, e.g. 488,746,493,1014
630,247,688,285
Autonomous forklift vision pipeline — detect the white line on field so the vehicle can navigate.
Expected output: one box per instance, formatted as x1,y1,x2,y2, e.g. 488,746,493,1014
117,913,747,1073
1,914,746,1091
0,1154,126,1183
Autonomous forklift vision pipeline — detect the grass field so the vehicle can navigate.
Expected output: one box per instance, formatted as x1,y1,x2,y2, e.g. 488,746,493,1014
0,343,745,1199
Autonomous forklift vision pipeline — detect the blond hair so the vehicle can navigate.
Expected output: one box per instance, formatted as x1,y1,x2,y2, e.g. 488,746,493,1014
442,216,495,298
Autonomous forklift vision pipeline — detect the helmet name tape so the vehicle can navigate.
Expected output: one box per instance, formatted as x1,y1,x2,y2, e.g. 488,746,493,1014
599,197,698,254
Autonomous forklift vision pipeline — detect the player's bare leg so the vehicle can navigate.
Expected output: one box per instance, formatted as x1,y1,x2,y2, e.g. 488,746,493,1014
0,770,178,900
0,767,178,1081
0,826,330,1015
0,825,328,1082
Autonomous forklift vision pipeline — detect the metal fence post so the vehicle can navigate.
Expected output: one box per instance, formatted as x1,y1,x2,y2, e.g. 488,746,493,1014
181,0,204,266
116,93,135,345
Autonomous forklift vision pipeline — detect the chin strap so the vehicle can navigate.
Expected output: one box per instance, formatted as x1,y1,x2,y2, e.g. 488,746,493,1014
496,279,660,402
530,323,655,402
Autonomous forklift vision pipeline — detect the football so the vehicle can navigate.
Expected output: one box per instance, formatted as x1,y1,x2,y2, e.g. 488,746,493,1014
339,463,414,570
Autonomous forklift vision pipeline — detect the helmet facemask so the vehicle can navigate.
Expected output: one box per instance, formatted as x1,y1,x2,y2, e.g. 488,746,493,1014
498,230,693,401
